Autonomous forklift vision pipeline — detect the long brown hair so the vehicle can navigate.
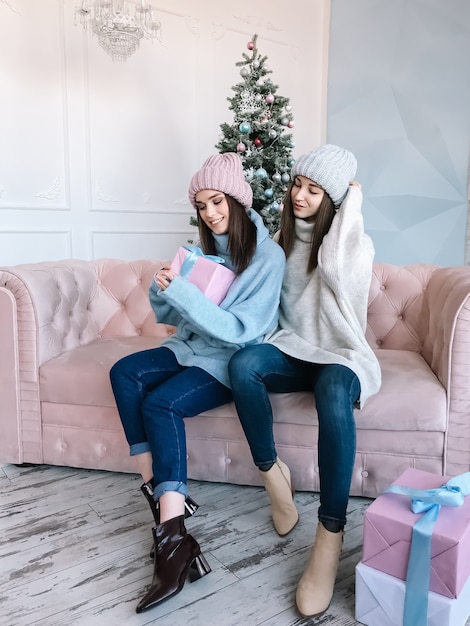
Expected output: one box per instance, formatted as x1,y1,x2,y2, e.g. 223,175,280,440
278,181,336,273
196,195,257,274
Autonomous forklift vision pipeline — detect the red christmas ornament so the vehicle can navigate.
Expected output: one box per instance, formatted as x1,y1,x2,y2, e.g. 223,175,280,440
254,138,262,147
247,40,255,50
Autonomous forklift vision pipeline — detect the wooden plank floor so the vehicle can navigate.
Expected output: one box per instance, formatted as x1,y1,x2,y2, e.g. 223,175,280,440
1,463,468,626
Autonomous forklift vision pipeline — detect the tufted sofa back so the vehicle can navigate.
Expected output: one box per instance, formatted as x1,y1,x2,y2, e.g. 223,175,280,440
89,259,438,352
366,262,438,353
1,258,439,367
0,258,169,367
90,258,170,338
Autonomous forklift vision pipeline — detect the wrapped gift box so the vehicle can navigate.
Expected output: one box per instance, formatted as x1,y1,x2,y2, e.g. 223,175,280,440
170,246,236,305
362,468,470,599
355,562,470,626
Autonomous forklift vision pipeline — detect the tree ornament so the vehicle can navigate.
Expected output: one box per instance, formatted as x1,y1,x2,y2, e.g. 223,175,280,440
288,158,295,167
255,167,268,179
265,93,274,104
286,105,293,112
281,172,290,183
269,129,277,139
254,138,262,147
281,117,289,126
247,40,255,50
237,142,246,153
240,67,249,78
239,121,251,134
255,94,262,102
253,60,260,69
264,188,274,199
239,89,261,115
288,120,295,128
273,172,282,183
245,168,255,182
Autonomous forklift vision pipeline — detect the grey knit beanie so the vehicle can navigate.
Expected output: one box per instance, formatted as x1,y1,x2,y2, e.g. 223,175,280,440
291,144,357,207
188,152,253,210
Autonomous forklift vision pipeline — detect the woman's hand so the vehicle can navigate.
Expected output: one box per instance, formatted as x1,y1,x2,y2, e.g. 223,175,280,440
155,265,176,291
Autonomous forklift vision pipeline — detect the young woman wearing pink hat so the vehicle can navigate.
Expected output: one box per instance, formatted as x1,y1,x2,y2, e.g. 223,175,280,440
110,152,285,613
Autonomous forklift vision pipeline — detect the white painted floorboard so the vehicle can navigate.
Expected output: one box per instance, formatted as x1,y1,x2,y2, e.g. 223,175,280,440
1,463,468,626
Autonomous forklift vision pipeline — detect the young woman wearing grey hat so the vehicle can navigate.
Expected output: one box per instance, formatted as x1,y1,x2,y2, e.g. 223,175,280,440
229,144,381,618
110,152,285,614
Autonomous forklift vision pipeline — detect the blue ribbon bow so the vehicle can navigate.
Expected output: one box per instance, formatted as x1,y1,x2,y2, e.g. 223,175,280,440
178,245,225,279
384,472,470,626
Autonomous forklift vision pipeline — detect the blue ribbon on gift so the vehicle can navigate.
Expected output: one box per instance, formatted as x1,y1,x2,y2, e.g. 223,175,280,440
178,245,225,279
384,472,470,626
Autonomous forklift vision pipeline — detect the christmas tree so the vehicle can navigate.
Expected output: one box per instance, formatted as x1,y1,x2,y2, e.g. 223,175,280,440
215,34,295,236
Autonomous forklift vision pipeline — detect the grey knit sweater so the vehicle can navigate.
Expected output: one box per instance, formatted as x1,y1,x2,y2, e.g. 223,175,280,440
265,185,381,406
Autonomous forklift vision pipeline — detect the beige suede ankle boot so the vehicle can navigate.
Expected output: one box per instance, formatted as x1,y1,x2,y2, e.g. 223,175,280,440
295,521,344,617
260,458,299,536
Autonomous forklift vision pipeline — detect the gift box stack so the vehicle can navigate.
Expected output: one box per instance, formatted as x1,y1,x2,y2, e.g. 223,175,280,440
170,245,236,305
355,468,470,626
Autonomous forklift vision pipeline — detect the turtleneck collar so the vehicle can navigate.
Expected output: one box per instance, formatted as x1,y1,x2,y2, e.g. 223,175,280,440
294,218,314,243
212,231,229,254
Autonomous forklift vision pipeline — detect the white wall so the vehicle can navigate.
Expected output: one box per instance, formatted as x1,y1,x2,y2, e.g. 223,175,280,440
0,0,329,265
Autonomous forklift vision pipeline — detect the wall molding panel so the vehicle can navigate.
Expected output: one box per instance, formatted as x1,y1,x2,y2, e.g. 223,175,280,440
0,230,72,265
90,230,197,261
0,0,328,266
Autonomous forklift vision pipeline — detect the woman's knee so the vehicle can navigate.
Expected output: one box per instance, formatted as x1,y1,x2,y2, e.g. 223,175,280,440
109,354,131,386
315,364,359,400
229,345,269,387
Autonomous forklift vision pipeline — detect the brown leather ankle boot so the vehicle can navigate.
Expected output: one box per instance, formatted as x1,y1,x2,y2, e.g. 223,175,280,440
141,479,199,559
136,515,211,613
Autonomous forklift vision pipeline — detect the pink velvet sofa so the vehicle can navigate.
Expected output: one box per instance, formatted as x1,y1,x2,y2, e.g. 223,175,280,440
1,258,469,498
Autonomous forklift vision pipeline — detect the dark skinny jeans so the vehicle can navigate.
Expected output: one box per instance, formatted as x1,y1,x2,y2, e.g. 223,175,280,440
228,344,360,528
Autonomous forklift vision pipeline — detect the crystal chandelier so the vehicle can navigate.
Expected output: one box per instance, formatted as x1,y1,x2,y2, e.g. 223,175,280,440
75,0,162,63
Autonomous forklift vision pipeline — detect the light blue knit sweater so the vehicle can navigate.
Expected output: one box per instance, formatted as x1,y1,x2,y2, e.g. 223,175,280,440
149,210,286,388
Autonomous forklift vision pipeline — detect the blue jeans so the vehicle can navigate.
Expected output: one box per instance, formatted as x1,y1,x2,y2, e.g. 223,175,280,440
228,344,360,527
110,347,232,500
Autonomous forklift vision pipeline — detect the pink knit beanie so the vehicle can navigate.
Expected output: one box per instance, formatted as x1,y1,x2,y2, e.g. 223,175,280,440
188,152,253,210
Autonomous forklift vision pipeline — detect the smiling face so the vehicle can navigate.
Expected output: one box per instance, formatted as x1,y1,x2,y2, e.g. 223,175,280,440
195,189,230,234
290,175,325,219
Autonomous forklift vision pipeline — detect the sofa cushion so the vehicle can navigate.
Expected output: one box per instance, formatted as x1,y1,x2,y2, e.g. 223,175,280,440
41,340,447,434
40,336,165,406
358,349,446,431
197,349,446,433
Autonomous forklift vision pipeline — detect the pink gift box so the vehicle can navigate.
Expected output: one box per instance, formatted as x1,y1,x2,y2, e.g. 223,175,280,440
362,468,470,599
355,562,470,626
170,246,236,305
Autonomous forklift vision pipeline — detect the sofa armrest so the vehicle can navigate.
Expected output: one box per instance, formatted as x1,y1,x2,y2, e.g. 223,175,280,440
0,272,42,463
0,261,99,463
423,266,470,476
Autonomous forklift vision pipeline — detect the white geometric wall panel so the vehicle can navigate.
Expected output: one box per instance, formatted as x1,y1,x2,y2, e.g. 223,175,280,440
327,0,470,266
